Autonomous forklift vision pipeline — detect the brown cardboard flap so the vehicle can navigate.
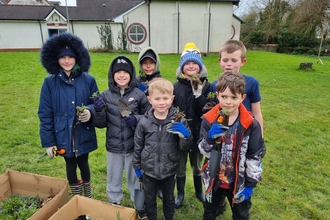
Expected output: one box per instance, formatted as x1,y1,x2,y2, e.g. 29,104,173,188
0,170,69,220
49,195,136,220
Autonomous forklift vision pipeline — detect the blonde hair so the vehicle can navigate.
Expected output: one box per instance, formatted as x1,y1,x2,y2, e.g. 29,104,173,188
216,71,246,96
219,40,247,60
148,78,174,95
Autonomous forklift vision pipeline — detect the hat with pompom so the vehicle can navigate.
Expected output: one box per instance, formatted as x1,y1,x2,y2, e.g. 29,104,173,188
180,42,203,72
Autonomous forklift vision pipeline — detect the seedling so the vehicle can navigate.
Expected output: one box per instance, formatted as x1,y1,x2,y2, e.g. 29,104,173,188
0,194,53,220
191,73,202,90
90,91,100,99
75,103,89,125
76,103,89,116
207,92,216,106
139,71,147,82
173,107,186,122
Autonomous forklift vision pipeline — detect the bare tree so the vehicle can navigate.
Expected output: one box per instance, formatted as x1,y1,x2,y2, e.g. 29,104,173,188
290,0,330,63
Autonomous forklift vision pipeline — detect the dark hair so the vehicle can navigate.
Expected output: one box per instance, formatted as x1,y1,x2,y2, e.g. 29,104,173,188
216,71,246,95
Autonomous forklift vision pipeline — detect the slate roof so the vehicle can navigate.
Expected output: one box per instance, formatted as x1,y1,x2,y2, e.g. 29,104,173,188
0,0,240,21
0,0,143,21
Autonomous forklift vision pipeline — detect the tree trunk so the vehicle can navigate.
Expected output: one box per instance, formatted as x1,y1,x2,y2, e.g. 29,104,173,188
298,62,313,70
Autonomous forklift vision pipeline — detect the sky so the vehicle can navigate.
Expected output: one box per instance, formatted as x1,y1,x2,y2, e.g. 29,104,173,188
58,0,76,6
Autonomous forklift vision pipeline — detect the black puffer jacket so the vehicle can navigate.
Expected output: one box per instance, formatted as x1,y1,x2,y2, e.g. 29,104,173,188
133,107,193,180
92,56,149,154
173,66,211,151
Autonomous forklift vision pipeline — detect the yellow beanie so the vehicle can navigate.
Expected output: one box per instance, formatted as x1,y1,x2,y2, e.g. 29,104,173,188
181,42,201,57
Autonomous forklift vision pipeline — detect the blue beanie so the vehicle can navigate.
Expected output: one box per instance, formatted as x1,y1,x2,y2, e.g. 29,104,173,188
180,51,203,73
57,46,76,59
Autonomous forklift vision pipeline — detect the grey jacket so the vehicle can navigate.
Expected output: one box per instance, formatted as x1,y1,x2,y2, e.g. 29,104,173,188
133,107,193,180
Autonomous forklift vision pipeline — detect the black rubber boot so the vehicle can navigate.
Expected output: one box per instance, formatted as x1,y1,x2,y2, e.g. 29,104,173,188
174,176,186,208
193,175,205,203
83,180,92,198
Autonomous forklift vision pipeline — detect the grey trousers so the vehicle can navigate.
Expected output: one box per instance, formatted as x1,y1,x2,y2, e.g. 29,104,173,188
106,151,138,204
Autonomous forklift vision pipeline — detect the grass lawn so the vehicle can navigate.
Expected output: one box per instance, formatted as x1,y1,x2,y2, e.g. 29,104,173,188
0,50,330,219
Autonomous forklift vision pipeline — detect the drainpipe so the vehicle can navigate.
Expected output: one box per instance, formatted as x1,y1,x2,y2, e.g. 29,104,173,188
147,0,151,46
177,0,180,54
38,20,44,44
65,0,71,32
207,1,212,54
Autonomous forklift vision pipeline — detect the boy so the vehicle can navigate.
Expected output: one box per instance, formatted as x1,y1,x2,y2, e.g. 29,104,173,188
208,40,266,215
92,56,149,219
136,47,162,94
173,42,211,208
198,71,263,220
210,39,264,139
133,78,193,220
39,33,99,198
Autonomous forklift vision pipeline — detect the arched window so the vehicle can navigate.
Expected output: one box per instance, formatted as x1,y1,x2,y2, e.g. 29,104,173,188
126,23,147,45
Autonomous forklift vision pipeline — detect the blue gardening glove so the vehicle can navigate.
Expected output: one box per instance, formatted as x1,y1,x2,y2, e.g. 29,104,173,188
94,96,105,112
166,122,190,139
234,186,254,204
207,124,229,140
125,116,137,127
135,169,143,182
138,82,148,93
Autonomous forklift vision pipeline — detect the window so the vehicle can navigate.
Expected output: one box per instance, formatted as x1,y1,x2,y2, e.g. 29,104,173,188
127,23,147,45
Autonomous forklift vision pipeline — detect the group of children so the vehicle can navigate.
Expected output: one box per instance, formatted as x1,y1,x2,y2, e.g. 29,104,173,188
38,32,265,220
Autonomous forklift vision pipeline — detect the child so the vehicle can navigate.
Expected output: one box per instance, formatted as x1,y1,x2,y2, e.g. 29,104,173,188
173,42,211,208
136,47,162,94
137,47,164,199
92,56,149,219
38,32,99,198
198,71,263,220
208,40,266,215
133,78,193,220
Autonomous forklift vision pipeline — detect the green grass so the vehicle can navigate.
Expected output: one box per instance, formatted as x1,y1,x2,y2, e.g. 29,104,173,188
1,51,330,219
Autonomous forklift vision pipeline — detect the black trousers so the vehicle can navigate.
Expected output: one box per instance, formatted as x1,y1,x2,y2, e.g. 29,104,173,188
64,153,90,184
203,186,251,220
144,174,176,220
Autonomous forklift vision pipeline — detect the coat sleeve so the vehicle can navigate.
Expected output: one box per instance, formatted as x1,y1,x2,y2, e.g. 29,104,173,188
92,92,107,128
178,119,193,151
38,77,56,148
245,120,263,187
134,91,150,122
133,121,145,170
197,117,214,158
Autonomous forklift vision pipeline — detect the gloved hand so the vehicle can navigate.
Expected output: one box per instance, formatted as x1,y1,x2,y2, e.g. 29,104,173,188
138,82,148,93
207,123,229,140
125,116,137,127
135,169,143,182
79,109,91,122
202,101,216,113
46,146,56,157
94,96,105,112
166,122,190,138
191,78,206,98
234,186,254,204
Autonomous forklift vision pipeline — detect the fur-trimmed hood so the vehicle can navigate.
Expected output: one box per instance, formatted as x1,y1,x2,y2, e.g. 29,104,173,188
40,33,91,74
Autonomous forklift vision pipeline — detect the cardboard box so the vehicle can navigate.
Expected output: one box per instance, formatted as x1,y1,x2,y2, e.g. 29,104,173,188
49,195,136,220
0,169,68,220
